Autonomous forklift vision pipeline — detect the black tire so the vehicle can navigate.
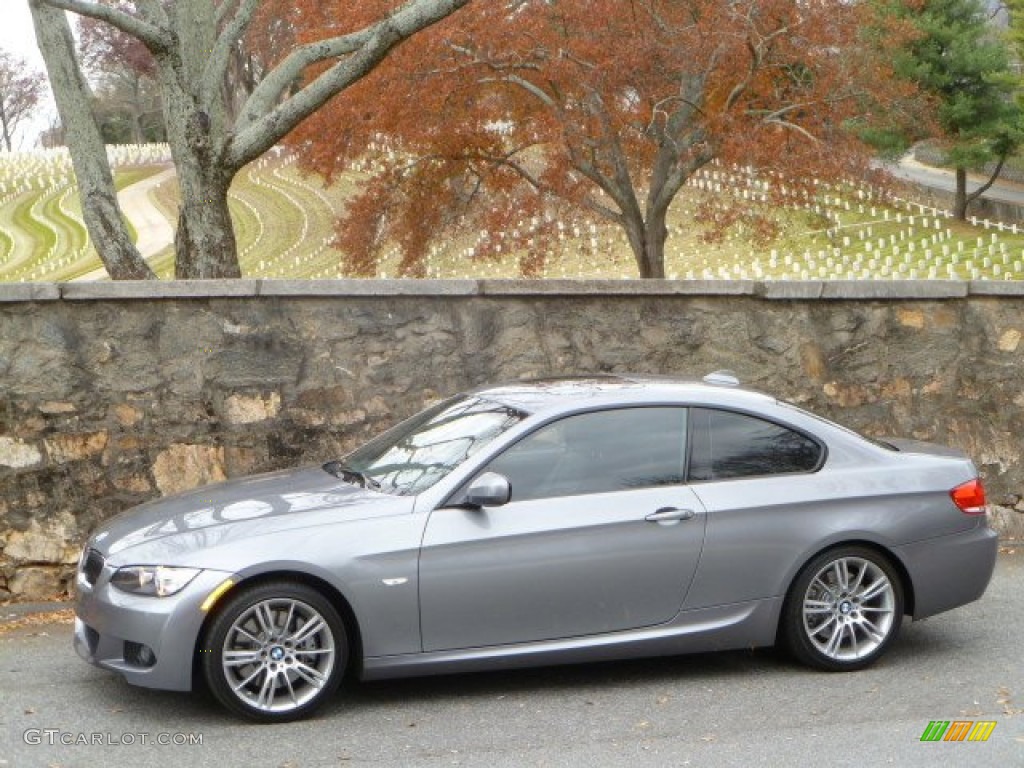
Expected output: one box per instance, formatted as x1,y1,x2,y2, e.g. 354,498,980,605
201,580,347,722
781,546,904,672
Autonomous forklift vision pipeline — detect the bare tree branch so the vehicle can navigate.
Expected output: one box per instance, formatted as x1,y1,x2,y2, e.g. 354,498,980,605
36,0,167,53
563,135,631,220
136,0,170,26
215,0,242,27
480,74,556,107
202,0,259,107
31,0,154,278
965,152,1008,207
238,0,470,135
724,22,793,111
230,0,471,168
0,51,45,150
237,34,373,128
764,118,820,143
584,89,642,221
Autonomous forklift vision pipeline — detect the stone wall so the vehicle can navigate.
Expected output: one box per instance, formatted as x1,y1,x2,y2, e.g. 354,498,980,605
2,279,1023,599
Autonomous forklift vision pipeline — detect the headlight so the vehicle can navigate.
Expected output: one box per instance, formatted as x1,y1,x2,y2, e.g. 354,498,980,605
110,566,201,597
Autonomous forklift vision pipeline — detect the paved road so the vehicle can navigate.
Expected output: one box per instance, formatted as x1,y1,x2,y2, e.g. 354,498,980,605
74,166,176,282
1,553,1021,768
120,167,176,260
888,153,1024,208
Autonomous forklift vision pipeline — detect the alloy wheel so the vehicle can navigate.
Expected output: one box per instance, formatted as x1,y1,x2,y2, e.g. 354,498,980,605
203,581,347,721
801,556,896,662
221,597,336,713
783,546,904,671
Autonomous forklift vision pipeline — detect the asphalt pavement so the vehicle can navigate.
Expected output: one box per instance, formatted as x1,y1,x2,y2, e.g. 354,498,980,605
74,167,176,282
889,153,1024,208
1,552,1021,768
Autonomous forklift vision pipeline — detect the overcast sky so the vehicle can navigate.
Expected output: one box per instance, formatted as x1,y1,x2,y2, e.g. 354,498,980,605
1,4,58,149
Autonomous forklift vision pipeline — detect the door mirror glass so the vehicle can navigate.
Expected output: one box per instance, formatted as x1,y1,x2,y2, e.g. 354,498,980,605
463,472,511,508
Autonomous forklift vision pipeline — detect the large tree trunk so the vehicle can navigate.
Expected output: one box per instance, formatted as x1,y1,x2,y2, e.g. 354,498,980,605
642,207,669,279
129,77,145,144
30,1,154,279
960,154,1007,221
0,99,12,151
954,166,968,221
638,244,667,279
623,214,667,279
157,33,241,279
40,0,470,280
173,164,240,279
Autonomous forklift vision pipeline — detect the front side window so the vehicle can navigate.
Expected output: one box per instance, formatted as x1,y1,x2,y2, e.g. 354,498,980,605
485,408,688,502
687,408,822,482
344,396,526,495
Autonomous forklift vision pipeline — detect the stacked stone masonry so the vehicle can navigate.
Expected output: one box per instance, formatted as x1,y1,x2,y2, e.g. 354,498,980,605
1,279,1022,599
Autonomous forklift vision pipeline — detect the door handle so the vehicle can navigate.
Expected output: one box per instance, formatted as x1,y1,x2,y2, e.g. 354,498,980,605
645,507,696,524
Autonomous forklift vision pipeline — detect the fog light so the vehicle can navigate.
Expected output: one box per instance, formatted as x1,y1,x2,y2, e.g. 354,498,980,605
124,641,156,668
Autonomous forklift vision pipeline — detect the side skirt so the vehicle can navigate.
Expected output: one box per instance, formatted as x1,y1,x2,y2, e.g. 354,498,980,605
361,597,781,681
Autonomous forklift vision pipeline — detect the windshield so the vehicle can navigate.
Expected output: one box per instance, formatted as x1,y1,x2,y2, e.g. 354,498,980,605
342,395,527,496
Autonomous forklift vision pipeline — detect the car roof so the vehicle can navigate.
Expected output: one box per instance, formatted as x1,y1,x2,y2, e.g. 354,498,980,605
469,374,779,415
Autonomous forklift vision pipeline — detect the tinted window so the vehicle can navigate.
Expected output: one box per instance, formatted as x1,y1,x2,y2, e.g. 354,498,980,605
688,408,821,482
485,408,687,502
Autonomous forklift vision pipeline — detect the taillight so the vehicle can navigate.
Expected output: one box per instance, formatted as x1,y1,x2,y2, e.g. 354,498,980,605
951,478,986,515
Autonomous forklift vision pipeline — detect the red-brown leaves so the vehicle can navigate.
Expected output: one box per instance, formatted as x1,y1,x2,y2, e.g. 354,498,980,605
77,2,156,80
287,0,923,277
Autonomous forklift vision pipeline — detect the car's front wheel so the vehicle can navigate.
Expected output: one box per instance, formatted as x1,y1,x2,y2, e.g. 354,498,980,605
201,580,347,722
782,546,904,671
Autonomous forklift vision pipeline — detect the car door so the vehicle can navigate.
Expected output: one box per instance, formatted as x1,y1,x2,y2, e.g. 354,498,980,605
418,407,707,652
681,406,827,610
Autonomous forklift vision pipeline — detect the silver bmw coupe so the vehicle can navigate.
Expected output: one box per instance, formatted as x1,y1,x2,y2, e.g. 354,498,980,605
74,374,998,721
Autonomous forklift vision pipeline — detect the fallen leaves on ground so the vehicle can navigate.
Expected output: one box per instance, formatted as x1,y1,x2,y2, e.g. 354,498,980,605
998,685,1023,716
0,608,74,635
1,591,72,606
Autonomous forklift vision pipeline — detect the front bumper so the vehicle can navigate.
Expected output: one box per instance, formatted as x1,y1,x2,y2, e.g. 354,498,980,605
74,560,233,692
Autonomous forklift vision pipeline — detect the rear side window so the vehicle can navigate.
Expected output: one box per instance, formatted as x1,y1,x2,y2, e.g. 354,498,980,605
688,408,822,482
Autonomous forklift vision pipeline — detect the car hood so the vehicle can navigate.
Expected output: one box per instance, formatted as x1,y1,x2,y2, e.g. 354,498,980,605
89,465,412,560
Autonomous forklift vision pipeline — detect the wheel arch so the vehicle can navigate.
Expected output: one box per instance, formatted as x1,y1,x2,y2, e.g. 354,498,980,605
191,569,365,689
775,539,916,645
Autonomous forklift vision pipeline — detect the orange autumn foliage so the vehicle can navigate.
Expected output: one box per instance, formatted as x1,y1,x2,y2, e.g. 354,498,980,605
287,0,925,278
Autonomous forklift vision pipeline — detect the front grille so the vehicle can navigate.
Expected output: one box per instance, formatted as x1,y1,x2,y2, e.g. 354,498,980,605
81,549,104,586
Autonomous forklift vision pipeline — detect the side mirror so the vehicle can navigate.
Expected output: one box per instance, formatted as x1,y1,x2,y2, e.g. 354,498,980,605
462,472,511,508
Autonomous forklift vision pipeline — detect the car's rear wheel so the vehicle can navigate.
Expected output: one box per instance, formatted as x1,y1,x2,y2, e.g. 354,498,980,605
782,546,904,671
201,581,347,722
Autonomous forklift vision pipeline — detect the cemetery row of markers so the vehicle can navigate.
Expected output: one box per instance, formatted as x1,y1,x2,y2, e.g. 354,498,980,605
1,146,1021,281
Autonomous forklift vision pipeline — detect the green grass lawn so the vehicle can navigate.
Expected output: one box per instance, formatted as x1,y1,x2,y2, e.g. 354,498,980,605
2,156,1023,282
0,166,162,281
148,160,356,279
0,191,36,273
370,183,1024,281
